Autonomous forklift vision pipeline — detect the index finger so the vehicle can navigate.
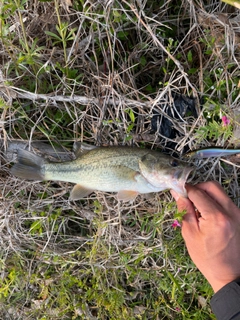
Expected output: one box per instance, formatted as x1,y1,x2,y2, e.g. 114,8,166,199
186,184,225,220
192,181,236,214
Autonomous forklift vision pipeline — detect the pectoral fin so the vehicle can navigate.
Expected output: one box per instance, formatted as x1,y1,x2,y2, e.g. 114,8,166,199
70,184,93,201
117,190,139,202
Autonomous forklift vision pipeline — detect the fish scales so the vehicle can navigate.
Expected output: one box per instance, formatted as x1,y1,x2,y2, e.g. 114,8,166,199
45,147,150,181
44,147,151,190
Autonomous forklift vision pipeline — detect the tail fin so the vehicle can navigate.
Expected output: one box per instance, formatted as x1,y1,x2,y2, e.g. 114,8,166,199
11,149,46,181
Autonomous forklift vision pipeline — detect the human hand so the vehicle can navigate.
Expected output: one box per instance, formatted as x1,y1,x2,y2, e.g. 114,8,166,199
171,181,240,293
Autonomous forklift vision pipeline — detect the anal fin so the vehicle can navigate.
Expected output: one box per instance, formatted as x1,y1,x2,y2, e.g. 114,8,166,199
70,184,93,201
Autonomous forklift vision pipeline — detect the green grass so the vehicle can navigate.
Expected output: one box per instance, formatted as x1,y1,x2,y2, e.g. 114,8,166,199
0,0,240,319
0,202,214,319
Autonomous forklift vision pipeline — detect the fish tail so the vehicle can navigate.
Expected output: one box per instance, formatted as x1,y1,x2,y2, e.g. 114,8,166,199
11,149,46,180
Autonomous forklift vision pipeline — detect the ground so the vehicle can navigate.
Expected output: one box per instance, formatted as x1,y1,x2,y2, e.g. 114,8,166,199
0,0,240,319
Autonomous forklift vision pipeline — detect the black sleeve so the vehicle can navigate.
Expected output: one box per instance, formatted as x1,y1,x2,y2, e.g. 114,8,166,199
210,279,240,320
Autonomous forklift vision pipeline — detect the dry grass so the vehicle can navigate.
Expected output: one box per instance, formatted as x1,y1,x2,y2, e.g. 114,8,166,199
0,0,240,319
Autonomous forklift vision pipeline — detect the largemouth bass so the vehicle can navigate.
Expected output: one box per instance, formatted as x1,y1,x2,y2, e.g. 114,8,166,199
11,144,193,201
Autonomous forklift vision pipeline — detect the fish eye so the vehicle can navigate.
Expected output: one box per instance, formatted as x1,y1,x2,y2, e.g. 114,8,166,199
170,159,179,167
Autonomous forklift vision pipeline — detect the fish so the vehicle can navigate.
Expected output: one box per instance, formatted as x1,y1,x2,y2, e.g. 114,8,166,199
185,147,240,159
11,143,193,201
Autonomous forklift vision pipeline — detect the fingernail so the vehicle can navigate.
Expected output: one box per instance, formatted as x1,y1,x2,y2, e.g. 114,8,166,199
170,190,180,201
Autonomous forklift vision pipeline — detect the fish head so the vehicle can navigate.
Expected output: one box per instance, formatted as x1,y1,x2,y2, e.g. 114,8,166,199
139,153,194,197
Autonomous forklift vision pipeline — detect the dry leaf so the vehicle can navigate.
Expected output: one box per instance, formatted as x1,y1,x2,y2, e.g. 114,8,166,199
60,0,72,12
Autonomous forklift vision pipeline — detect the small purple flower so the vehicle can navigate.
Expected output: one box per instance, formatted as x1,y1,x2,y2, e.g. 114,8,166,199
172,220,181,228
222,115,230,126
175,306,181,312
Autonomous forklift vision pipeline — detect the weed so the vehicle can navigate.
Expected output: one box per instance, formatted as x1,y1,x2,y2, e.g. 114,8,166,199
0,0,239,319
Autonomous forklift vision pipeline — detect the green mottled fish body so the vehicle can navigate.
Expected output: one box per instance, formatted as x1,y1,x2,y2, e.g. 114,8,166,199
11,144,193,201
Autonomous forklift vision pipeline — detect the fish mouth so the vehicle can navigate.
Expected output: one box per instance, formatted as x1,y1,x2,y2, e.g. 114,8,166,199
172,167,194,197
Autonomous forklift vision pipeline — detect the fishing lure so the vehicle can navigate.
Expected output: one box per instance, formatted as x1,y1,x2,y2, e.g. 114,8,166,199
185,147,240,159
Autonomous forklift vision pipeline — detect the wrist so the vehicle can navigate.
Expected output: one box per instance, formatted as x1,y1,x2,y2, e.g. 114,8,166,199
211,277,240,293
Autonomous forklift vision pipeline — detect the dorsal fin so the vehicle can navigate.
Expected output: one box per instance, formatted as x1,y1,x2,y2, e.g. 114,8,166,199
73,142,97,158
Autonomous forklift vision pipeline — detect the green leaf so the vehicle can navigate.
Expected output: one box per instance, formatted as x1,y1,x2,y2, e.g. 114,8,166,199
125,108,135,123
45,31,62,43
187,50,193,63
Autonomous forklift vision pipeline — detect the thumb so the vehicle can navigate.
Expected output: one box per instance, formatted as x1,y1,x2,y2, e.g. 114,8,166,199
170,190,199,229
